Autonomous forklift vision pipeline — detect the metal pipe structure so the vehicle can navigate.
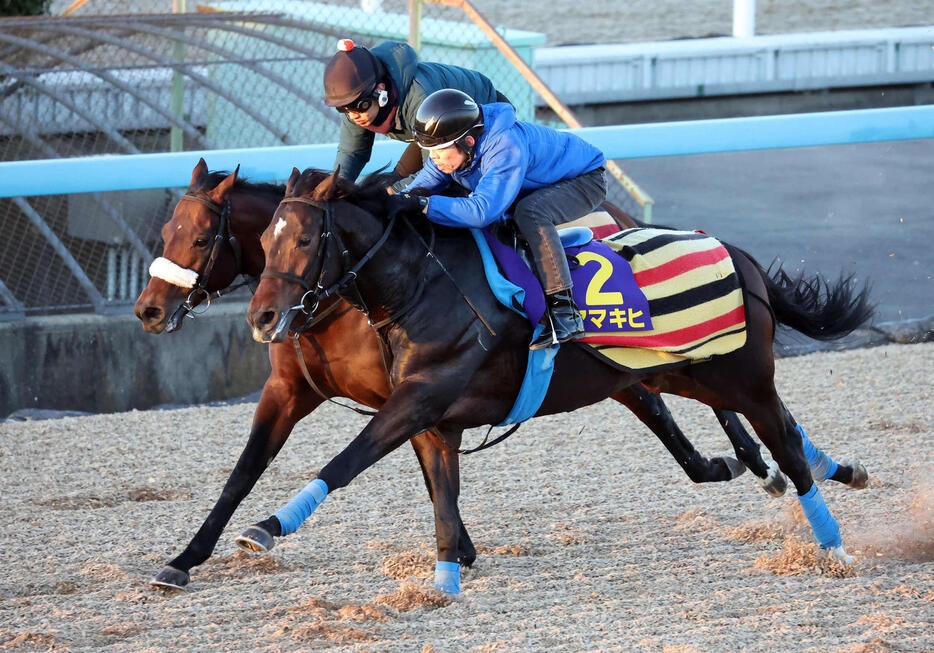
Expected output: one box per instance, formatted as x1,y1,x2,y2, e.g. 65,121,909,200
733,0,756,38
0,278,26,320
0,112,153,262
0,59,141,155
0,32,209,148
1,105,931,199
409,0,422,53
11,197,106,310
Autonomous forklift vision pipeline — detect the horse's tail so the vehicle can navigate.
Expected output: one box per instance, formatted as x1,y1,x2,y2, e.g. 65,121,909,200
751,252,875,340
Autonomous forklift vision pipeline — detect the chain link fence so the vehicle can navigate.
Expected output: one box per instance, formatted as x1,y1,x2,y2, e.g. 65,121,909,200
1,0,648,319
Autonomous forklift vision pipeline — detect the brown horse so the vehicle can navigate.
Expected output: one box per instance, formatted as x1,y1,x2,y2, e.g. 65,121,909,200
241,169,873,594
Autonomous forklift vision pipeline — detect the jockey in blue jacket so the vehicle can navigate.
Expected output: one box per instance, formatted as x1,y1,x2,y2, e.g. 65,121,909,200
389,89,607,349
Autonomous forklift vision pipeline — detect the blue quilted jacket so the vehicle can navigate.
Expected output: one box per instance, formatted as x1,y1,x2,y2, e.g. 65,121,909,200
407,102,605,228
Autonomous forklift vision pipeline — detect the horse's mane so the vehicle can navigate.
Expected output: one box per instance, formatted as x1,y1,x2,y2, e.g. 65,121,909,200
197,170,285,199
291,168,396,216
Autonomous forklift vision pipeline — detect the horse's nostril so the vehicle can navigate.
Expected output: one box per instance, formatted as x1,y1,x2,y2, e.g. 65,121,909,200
143,306,163,322
259,310,276,327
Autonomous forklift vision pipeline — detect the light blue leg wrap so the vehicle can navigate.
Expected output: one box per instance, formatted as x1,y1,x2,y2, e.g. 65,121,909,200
797,424,838,481
274,478,328,536
798,483,842,549
434,560,461,595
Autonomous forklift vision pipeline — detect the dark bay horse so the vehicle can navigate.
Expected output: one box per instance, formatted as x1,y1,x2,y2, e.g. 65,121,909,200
243,169,873,594
135,161,862,591
136,160,741,589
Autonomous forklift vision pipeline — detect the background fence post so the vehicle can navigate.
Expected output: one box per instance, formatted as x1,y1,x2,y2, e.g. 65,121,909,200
170,0,187,152
409,0,422,53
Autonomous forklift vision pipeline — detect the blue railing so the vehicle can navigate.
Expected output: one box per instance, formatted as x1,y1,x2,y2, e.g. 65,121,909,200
2,105,932,198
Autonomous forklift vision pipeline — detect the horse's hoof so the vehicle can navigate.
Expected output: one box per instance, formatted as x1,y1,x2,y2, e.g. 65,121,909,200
150,565,190,590
842,459,869,489
235,525,275,553
715,455,747,480
825,545,855,565
758,460,787,497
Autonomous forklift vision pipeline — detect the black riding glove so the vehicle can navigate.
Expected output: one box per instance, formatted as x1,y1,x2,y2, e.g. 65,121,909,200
386,192,428,218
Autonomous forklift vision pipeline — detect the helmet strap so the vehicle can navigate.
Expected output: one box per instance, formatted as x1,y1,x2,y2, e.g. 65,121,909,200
454,131,481,170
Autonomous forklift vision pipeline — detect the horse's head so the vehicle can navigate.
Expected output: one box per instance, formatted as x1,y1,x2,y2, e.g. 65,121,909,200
134,158,246,333
247,167,351,343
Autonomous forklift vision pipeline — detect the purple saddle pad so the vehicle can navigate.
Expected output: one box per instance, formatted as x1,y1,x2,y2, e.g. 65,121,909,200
480,229,652,332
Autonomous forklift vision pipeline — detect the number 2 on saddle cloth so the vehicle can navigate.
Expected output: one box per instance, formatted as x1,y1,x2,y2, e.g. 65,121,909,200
480,224,654,336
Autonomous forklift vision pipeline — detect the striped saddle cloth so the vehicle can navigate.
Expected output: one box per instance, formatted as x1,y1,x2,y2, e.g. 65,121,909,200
482,213,748,373
579,227,747,372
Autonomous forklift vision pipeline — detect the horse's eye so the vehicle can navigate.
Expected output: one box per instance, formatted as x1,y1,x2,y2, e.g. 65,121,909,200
194,237,209,248
297,236,312,248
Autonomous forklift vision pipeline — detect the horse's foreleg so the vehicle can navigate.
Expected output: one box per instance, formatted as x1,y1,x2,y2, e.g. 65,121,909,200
151,381,317,589
713,409,788,497
251,379,466,589
410,429,467,593
410,431,475,568
612,387,743,484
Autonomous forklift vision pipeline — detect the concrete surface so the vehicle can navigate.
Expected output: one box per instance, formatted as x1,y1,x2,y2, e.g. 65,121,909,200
0,301,269,418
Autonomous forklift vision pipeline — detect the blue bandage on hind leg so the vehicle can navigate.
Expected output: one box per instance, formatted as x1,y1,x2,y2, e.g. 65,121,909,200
798,483,842,549
274,478,328,536
434,560,461,595
796,424,838,481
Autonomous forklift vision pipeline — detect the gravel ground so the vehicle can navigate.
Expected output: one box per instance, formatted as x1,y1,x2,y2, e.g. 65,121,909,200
1,342,932,651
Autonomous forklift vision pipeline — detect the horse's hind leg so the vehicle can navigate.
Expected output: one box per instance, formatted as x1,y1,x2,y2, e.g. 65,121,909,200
612,387,745,484
744,399,854,562
783,406,868,489
713,409,787,497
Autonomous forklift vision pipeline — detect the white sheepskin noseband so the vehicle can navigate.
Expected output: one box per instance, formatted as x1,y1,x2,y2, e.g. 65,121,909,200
149,257,198,289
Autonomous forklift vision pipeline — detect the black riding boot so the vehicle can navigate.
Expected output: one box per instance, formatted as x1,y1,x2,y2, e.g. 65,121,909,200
529,290,585,350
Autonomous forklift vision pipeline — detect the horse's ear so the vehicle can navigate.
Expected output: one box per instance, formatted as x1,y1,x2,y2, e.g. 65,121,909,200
312,167,342,201
190,157,209,188
209,164,239,200
285,167,301,196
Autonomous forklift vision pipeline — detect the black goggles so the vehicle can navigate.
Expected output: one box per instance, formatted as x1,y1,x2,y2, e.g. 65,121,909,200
337,92,376,114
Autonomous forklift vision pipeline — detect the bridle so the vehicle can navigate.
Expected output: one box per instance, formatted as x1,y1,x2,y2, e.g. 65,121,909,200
167,193,252,325
260,195,400,333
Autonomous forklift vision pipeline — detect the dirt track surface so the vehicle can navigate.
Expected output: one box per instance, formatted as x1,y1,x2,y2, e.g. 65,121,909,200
1,342,932,651
471,0,931,45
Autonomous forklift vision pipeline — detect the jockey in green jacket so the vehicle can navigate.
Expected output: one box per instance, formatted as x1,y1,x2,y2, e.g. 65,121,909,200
323,39,507,185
